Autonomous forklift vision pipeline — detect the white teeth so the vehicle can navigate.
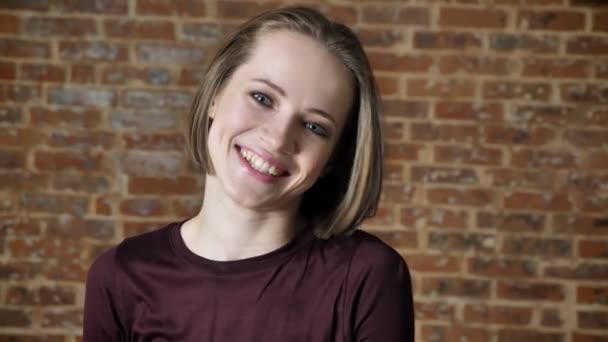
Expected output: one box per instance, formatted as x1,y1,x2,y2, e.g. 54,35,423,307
239,148,281,176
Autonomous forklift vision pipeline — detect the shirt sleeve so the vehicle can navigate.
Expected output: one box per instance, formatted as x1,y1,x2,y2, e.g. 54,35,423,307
345,235,415,342
83,247,126,341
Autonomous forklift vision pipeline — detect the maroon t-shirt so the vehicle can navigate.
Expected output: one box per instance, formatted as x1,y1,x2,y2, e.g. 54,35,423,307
83,222,414,341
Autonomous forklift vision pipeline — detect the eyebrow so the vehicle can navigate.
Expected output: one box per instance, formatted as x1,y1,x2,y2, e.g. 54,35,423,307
252,78,336,124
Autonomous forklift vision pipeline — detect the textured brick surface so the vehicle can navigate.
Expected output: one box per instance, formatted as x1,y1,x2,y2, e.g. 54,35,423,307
1,1,607,341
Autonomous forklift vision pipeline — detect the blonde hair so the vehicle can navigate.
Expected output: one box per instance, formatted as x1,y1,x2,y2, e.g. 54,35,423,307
186,6,382,238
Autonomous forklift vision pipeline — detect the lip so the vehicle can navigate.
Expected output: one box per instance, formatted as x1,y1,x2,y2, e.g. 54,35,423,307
235,145,289,183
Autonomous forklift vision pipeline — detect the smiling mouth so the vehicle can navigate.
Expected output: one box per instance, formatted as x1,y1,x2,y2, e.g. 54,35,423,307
238,146,288,177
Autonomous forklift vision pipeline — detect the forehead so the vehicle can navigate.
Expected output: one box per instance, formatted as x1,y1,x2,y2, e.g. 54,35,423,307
233,29,354,117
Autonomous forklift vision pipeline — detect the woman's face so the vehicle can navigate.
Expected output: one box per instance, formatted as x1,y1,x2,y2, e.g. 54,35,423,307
206,29,354,212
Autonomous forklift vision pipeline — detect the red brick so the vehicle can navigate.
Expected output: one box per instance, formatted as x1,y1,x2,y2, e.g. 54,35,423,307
24,17,96,37
404,253,461,273
136,0,205,17
565,129,608,148
121,151,184,176
598,62,608,79
136,42,207,64
488,169,555,190
54,173,111,194
0,308,32,327
464,304,532,325
434,145,502,166
414,301,455,321
44,260,88,281
369,52,432,73
440,7,507,29
21,193,88,216
567,36,608,55
104,19,175,40
400,207,468,229
503,237,573,257
578,311,608,330
381,183,416,204
490,33,559,53
0,38,50,58
573,333,608,342
421,276,491,298
42,308,82,328
505,191,572,211
55,0,127,14
59,41,128,62
554,215,608,235
588,151,608,169
483,81,551,100
68,63,95,84
47,130,115,150
217,0,277,19
123,133,184,151
34,150,111,172
326,4,358,25
382,99,428,118
20,63,66,82
120,198,168,217
428,232,495,253
0,149,26,169
513,105,608,126
469,257,537,278
427,188,495,207
497,280,564,301
0,14,19,34
408,79,475,98
0,127,44,146
171,197,200,217
361,6,429,26
411,123,480,143
560,83,608,104
498,330,564,342
102,66,172,85
511,149,577,168
96,196,113,215
545,263,608,280
542,308,564,327
384,143,422,161
435,101,503,122
518,10,586,31
414,31,482,50
128,176,199,195
523,58,591,78
30,106,100,128
421,325,491,342
9,238,82,259
177,67,207,87
48,86,115,107
376,75,399,96
579,240,608,258
0,84,41,103
355,28,404,48
411,166,478,184
577,285,608,305
0,106,22,124
123,89,192,109
0,62,16,80
439,55,513,76
0,261,43,281
0,0,50,11
6,285,75,306
593,12,608,31
485,125,555,145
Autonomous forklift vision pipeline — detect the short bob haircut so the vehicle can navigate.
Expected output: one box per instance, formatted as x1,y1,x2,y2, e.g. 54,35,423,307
187,6,383,238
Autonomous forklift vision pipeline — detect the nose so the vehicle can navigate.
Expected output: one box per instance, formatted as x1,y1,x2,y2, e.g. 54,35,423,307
260,114,298,155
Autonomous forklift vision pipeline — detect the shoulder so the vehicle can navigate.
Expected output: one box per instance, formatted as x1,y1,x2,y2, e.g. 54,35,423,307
347,229,408,274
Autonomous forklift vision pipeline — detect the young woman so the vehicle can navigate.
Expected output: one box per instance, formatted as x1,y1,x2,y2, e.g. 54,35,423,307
84,6,414,341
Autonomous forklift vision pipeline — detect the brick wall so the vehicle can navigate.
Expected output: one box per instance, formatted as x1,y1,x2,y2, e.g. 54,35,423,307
1,0,607,341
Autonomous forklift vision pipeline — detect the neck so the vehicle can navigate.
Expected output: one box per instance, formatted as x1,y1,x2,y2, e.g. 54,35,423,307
181,176,302,261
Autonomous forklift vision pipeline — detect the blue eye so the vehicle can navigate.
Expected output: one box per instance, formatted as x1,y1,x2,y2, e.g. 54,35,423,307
304,122,328,137
251,92,272,107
